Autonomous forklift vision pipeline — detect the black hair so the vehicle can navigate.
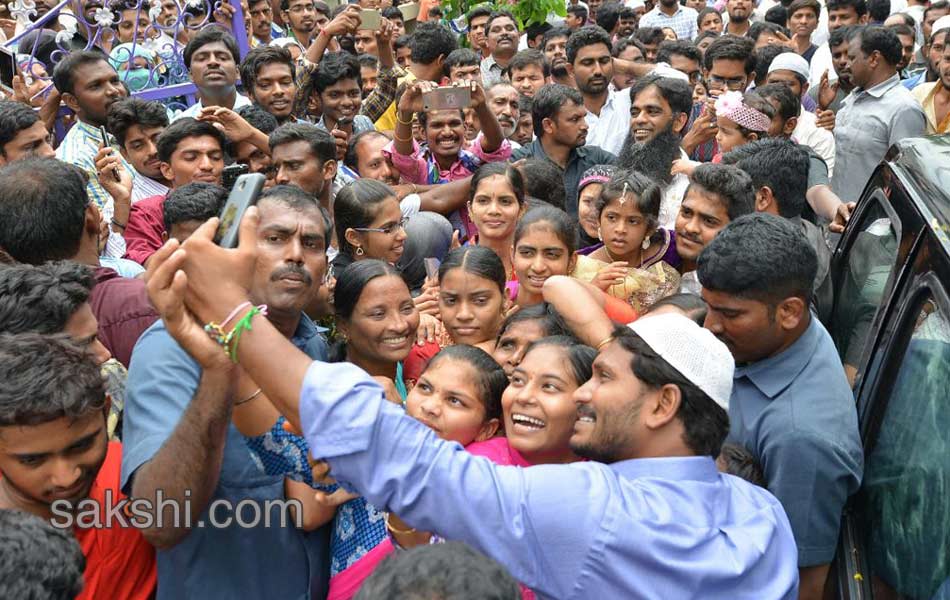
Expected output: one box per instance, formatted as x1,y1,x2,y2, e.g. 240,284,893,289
619,6,638,20
0,509,86,600
466,5,493,23
721,138,809,219
629,73,693,116
106,97,169,148
357,53,379,70
470,162,526,206
52,49,110,95
754,44,794,85
764,5,789,26
717,442,767,486
787,0,821,18
313,52,362,95
697,212,818,305
566,25,612,64
239,45,296,94
827,0,868,17
702,35,756,73
426,345,507,420
634,27,667,47
614,325,729,457
236,103,280,134
830,24,863,47
345,129,389,172
857,25,903,65
485,10,518,37
163,182,228,232
655,40,703,66
646,293,709,325
694,30,720,48
268,122,336,164
382,5,403,21
313,0,330,17
567,4,589,20
595,2,622,32
444,48,481,74
0,332,106,426
0,262,95,335
886,21,916,39
595,170,662,231
259,184,332,250
514,204,577,254
696,7,722,27
518,158,567,210
542,25,572,51
496,302,571,344
612,36,646,58
925,0,950,22
427,6,444,19
334,179,397,256
508,48,550,77
756,82,801,121
748,21,790,46
183,25,240,69
355,541,520,600
438,246,506,295
0,100,41,153
525,22,553,44
531,83,584,138
156,117,226,163
108,0,143,25
518,93,534,114
523,335,596,386
409,21,459,65
687,163,756,221
0,158,88,265
394,33,411,52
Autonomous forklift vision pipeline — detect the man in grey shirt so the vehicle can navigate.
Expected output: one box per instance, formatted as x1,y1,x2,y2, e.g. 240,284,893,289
832,25,925,202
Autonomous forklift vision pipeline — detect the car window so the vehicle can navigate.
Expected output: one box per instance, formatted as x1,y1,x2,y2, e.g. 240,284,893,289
853,291,950,599
832,193,900,385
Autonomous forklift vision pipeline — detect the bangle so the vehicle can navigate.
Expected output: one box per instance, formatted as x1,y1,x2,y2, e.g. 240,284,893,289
595,335,614,351
392,130,413,143
385,513,416,535
110,218,126,230
235,388,262,406
395,112,414,126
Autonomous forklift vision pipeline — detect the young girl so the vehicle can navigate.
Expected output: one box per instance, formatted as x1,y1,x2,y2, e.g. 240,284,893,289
492,303,570,377
403,246,508,383
332,179,408,272
509,205,577,308
713,90,774,158
572,171,680,313
577,165,614,251
693,78,709,106
385,79,511,239
467,162,527,277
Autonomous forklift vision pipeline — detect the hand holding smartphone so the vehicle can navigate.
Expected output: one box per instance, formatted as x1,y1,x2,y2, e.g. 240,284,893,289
215,173,266,248
98,126,122,182
359,9,381,29
422,86,472,111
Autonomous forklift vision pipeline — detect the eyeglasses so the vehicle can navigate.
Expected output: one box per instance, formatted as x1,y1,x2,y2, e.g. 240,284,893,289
685,70,702,84
353,217,409,236
707,74,747,91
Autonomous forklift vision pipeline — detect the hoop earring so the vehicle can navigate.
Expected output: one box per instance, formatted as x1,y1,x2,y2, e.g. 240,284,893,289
355,246,365,256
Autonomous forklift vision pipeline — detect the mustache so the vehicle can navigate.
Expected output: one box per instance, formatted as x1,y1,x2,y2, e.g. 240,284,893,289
617,126,682,186
271,264,313,285
576,405,596,419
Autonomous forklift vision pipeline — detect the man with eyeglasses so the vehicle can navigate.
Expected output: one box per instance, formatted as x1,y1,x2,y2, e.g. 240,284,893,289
682,36,756,162
281,0,319,45
655,40,703,85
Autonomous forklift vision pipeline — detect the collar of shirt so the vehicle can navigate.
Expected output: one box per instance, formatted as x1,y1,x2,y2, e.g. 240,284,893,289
609,455,720,483
650,4,684,17
734,316,821,399
525,137,592,165
857,73,902,99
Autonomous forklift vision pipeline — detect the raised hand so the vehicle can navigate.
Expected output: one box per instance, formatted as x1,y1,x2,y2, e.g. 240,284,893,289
94,146,133,203
818,69,839,111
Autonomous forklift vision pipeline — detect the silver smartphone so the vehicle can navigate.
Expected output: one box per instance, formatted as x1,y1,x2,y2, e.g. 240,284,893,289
423,86,471,111
215,173,266,248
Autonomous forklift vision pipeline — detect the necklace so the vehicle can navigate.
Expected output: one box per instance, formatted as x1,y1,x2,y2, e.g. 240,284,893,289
603,244,646,269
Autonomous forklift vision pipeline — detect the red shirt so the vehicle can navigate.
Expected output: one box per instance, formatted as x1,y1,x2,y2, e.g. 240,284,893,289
74,442,157,600
91,267,159,368
123,194,166,266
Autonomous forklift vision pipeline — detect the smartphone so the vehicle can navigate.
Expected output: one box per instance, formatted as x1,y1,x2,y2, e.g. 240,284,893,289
0,46,16,93
359,9,381,29
423,86,471,111
397,2,419,21
222,163,250,192
424,258,440,281
98,126,122,182
215,173,266,248
336,116,354,137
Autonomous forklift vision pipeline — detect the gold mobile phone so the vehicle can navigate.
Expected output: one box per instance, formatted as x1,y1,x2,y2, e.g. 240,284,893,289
359,9,381,29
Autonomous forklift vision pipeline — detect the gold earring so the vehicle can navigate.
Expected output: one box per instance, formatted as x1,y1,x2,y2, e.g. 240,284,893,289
355,246,364,256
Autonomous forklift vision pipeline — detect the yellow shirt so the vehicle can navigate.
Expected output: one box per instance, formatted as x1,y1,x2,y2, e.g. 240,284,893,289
375,71,417,131
912,81,950,135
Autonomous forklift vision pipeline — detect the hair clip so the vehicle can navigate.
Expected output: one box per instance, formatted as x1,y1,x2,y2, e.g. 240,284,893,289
618,181,629,205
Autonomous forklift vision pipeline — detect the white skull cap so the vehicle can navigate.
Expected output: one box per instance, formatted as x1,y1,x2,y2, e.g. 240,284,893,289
627,313,734,410
932,15,950,38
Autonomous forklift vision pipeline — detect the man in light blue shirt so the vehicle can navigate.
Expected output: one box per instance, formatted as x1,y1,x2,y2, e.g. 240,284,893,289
699,213,863,600
143,222,801,600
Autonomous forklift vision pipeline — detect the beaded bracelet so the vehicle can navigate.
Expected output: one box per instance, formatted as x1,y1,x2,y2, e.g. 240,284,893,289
203,303,268,362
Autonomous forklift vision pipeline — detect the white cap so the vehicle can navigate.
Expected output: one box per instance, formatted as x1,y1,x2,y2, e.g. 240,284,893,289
628,313,734,410
650,62,691,83
625,0,646,8
767,52,810,81
932,15,950,39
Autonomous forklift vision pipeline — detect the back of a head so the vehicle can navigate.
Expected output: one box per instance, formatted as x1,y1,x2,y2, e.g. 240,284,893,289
0,509,85,600
0,158,88,265
764,5,789,26
520,158,567,210
688,163,756,221
355,542,521,600
163,182,228,232
595,2,622,32
0,261,95,335
410,22,459,65
645,292,709,325
0,99,40,150
236,103,280,135
756,82,801,121
717,442,767,487
721,138,809,219
753,44,792,85
697,213,817,306
634,26,666,46
0,332,106,427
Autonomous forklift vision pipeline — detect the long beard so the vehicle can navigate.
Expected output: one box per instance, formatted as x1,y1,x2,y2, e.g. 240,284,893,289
616,126,682,186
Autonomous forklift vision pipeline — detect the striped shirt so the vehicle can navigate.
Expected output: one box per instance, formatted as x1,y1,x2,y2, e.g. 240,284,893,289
638,6,699,40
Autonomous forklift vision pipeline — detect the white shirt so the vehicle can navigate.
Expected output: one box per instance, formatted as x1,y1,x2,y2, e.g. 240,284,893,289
584,88,631,156
808,42,834,88
131,175,170,203
174,93,252,121
792,109,836,177
658,149,690,230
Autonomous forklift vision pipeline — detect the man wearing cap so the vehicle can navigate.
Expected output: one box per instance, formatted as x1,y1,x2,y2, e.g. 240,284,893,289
146,220,801,599
765,52,836,175
911,17,950,132
698,213,863,600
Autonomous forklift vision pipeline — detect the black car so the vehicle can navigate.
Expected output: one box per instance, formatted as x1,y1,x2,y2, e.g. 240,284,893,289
828,136,950,599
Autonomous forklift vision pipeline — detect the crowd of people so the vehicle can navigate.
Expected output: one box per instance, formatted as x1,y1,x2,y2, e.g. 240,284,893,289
0,0,942,596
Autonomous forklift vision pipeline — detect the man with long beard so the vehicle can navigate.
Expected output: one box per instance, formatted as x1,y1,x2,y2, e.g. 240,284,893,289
616,74,694,228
